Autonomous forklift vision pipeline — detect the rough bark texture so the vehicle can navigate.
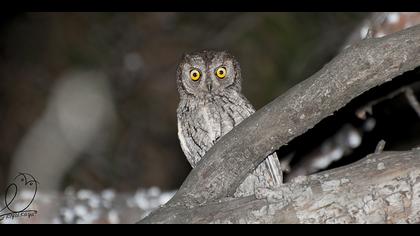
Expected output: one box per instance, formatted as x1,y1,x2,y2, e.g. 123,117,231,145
141,150,420,223
140,25,420,223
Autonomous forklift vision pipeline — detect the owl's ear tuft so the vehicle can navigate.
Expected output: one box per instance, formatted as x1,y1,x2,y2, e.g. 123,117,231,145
221,50,232,56
176,61,187,96
181,52,189,59
180,53,190,63
232,57,242,92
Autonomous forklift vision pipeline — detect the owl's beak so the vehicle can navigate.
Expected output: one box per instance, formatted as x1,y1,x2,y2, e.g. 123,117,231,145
206,80,213,92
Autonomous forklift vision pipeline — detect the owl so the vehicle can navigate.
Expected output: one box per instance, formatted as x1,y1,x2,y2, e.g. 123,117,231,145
176,50,282,197
3,173,38,213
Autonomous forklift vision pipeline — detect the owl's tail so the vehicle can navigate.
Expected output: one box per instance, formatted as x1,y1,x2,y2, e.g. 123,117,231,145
265,153,283,186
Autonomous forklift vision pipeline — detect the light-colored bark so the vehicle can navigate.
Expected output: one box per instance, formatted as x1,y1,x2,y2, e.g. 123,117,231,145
141,150,420,223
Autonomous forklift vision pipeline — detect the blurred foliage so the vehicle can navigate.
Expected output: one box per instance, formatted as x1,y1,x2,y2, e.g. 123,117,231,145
0,12,367,192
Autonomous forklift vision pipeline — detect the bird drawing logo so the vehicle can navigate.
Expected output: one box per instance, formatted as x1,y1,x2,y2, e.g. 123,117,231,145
0,173,39,221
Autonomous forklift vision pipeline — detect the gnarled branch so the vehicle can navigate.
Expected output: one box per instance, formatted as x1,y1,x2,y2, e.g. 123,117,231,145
140,25,420,223
141,150,420,223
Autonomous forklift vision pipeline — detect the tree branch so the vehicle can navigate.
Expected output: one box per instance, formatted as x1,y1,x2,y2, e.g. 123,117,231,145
141,149,420,223
140,25,420,223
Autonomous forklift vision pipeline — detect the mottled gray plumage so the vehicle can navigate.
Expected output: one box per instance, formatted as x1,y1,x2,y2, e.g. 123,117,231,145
176,50,283,197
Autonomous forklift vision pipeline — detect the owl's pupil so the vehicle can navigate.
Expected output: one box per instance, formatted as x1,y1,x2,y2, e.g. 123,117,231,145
193,73,197,77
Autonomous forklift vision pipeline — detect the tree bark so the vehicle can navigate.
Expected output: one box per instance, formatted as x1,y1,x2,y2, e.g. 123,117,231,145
141,150,420,223
140,25,420,223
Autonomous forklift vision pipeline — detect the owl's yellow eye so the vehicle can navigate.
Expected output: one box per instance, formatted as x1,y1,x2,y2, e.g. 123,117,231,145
190,69,201,81
216,67,227,79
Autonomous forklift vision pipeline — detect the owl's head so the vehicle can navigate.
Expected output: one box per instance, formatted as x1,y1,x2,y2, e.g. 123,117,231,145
177,50,242,98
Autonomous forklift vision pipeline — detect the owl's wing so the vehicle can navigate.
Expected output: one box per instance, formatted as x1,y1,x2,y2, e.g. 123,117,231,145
231,94,283,186
177,118,202,168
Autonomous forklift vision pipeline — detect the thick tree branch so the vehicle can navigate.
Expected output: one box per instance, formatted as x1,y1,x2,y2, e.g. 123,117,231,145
140,25,420,223
141,150,420,223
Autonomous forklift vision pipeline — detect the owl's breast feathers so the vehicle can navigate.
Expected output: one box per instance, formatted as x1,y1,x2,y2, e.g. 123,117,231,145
177,93,254,167
177,92,283,192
